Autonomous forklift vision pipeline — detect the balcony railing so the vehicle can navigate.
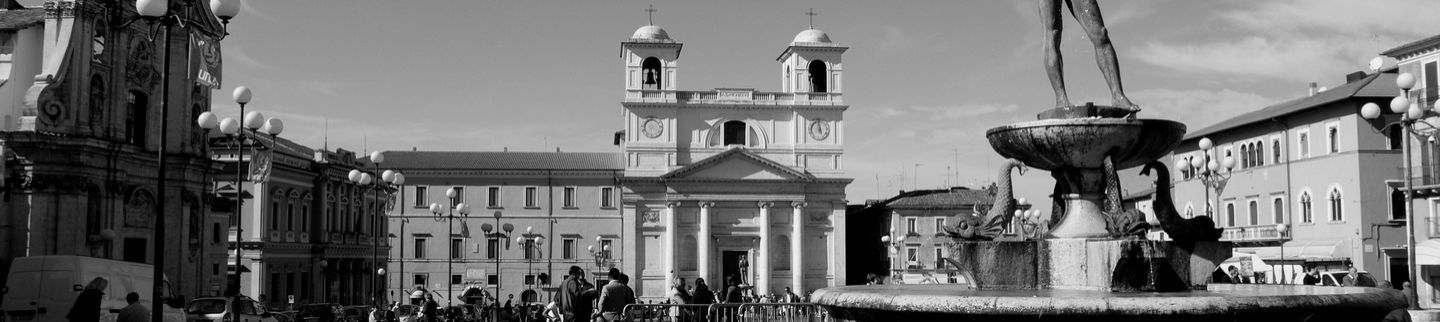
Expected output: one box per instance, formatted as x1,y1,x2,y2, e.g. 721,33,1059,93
623,89,844,106
1220,224,1289,243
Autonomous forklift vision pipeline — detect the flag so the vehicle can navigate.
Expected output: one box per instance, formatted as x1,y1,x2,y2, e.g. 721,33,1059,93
249,147,273,183
460,222,471,238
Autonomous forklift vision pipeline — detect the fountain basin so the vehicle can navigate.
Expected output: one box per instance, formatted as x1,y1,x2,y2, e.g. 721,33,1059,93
813,284,1406,321
986,118,1186,171
986,117,1186,238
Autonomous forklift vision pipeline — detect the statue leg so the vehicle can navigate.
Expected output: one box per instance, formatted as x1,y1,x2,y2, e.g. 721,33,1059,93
1039,0,1069,108
1070,0,1137,112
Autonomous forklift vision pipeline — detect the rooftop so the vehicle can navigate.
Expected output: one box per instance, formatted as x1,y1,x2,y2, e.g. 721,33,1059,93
1184,70,1398,140
0,8,42,31
382,151,624,170
888,187,994,210
1381,33,1440,58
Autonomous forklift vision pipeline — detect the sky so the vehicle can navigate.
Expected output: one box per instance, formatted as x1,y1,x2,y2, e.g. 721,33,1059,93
121,0,1440,208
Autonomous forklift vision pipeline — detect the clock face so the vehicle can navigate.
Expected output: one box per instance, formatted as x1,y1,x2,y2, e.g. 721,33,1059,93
809,120,831,141
642,117,664,138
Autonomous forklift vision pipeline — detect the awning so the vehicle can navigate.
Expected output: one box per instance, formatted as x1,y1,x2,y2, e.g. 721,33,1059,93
1235,239,1351,263
1418,240,1440,265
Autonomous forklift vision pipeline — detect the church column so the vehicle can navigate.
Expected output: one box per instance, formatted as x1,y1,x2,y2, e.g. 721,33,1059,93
791,201,806,294
665,202,679,291
757,201,773,296
698,201,715,284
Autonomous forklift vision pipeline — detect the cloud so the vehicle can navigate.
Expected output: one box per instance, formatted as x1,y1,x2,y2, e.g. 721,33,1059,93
225,45,271,70
1130,0,1440,83
1130,88,1278,130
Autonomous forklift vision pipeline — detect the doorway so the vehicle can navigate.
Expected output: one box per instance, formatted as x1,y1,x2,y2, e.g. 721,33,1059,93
722,250,749,289
1390,257,1410,290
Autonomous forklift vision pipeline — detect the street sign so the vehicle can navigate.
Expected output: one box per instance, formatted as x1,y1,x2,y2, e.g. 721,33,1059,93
288,295,295,304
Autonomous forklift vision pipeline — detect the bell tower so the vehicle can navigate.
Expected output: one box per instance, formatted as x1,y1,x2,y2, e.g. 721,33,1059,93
622,24,682,92
778,23,846,93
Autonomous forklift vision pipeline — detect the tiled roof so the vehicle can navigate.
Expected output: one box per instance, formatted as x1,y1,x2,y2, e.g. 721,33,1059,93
382,151,623,170
1382,34,1440,58
888,188,994,209
1185,70,1397,140
0,9,42,31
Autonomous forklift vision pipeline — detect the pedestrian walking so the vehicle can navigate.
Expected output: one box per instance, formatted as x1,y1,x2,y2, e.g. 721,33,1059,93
67,277,107,322
668,277,691,322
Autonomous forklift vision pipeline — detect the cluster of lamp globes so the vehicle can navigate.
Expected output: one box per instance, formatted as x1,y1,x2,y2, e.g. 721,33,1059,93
587,236,612,255
347,152,406,188
1179,137,1237,176
1360,72,1424,121
136,0,242,21
196,87,283,145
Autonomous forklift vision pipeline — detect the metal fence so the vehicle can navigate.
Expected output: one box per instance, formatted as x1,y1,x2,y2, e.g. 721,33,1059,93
621,303,830,322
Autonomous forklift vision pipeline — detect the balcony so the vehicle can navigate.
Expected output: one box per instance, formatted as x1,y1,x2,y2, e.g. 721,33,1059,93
623,89,844,106
268,231,281,242
1219,224,1289,245
285,232,296,243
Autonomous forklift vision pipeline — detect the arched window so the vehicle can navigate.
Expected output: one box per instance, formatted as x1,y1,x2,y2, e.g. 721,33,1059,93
1225,203,1235,227
1247,200,1258,226
1300,192,1313,223
1184,204,1194,218
1272,198,1284,224
723,120,747,146
1392,188,1407,220
1239,145,1249,168
1256,142,1265,166
1328,188,1343,221
808,60,827,93
1272,140,1281,164
126,91,148,147
642,57,662,90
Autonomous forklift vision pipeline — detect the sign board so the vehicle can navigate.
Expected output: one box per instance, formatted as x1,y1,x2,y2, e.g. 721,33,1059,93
288,295,295,304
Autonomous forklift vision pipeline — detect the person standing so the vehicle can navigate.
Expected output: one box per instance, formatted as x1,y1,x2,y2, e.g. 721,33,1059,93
556,266,587,322
598,269,635,322
1303,267,1322,286
117,292,148,322
690,278,714,322
421,293,438,322
67,277,107,322
668,277,691,322
723,275,745,304
1343,267,1362,286
784,287,802,303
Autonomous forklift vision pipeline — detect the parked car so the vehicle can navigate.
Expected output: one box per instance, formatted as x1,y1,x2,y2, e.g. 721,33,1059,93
339,306,371,322
392,305,419,322
184,296,280,322
1291,271,1378,286
296,303,342,322
2,255,187,322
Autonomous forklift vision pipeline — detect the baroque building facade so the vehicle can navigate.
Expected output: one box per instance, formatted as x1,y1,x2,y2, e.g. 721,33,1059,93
617,25,851,300
0,0,226,299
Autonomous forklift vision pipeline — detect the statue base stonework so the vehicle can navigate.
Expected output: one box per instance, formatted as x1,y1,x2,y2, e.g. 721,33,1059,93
947,239,1231,292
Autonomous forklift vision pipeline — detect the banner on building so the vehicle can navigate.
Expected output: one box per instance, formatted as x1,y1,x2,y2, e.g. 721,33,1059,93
249,147,273,183
189,32,223,89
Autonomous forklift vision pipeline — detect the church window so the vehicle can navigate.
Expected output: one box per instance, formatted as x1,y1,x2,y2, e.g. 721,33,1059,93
642,57,662,90
126,91,148,147
723,121,747,146
808,60,827,93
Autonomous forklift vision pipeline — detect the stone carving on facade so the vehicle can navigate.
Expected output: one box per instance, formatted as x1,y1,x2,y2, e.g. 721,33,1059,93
126,37,156,88
124,188,155,228
808,211,828,224
643,210,661,223
89,75,105,133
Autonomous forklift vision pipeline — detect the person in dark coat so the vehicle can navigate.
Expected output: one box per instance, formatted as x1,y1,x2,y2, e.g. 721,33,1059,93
691,278,714,305
556,266,587,322
1302,267,1322,286
67,277,107,322
724,275,745,303
421,293,438,322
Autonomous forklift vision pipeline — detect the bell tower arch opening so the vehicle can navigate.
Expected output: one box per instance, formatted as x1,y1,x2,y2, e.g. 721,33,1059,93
808,60,827,93
642,57,663,90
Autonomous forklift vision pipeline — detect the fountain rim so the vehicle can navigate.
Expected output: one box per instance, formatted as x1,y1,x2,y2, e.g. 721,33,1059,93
811,284,1405,316
985,118,1186,137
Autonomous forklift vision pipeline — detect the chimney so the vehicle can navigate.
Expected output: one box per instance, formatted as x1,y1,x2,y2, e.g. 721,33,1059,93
1309,82,1318,96
411,147,417,151
1345,71,1368,83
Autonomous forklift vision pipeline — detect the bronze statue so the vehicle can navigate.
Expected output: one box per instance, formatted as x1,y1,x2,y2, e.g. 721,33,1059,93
1040,0,1138,115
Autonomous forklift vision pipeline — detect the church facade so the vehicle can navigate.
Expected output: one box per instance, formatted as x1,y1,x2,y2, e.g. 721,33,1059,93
616,25,852,300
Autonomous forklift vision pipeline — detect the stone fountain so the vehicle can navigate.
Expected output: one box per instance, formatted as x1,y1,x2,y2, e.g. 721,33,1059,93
811,2,1406,321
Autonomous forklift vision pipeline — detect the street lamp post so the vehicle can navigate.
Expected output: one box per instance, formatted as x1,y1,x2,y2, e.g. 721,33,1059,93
480,211,510,316
201,86,281,322
1359,72,1427,310
880,231,906,280
319,260,329,303
1192,137,1236,219
131,1,240,320
1276,224,1289,284
349,153,402,306
588,239,613,278
430,190,470,306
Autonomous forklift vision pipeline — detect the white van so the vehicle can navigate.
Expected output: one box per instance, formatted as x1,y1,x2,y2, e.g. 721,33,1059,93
2,255,186,322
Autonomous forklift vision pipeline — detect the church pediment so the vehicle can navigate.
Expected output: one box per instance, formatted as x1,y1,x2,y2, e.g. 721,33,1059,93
661,148,813,181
